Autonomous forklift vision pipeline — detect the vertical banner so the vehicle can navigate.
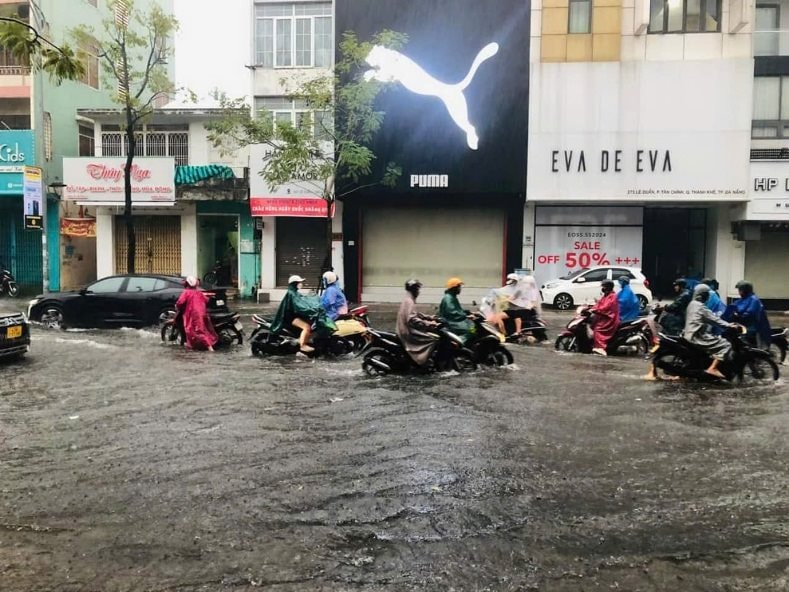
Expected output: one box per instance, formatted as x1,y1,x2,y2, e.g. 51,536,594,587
23,166,43,230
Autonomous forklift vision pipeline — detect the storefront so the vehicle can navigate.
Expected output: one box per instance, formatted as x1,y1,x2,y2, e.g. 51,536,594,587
738,161,789,308
527,59,753,302
336,0,530,303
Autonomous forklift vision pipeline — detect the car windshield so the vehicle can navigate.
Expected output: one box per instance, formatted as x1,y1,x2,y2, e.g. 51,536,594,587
559,268,589,280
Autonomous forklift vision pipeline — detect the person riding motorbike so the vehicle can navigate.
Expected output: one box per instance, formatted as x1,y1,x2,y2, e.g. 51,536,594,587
175,276,218,352
701,278,726,316
724,280,771,348
397,279,441,366
496,273,535,335
590,279,620,356
271,275,334,354
616,275,640,323
657,278,692,335
320,271,348,322
438,277,474,343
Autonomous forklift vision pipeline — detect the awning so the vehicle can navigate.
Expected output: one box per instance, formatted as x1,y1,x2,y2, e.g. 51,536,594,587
175,165,235,185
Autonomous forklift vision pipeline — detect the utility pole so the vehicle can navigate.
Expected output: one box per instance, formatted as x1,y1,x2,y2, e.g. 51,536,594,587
30,0,48,294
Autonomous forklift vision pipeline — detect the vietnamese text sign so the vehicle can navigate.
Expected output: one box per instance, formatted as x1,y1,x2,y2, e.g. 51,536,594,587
23,166,43,230
250,197,329,218
0,130,35,195
63,157,175,204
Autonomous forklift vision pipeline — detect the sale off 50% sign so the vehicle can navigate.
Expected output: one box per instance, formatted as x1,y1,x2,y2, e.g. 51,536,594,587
537,241,641,269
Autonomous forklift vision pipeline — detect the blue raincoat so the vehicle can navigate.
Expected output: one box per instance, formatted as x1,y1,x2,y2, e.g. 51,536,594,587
724,294,772,347
617,285,640,323
320,283,348,321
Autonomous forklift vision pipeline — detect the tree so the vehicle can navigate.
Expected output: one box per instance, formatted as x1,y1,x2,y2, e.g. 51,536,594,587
73,0,177,274
207,30,406,287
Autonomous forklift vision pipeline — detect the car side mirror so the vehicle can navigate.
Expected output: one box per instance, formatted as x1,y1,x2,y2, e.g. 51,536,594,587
575,277,586,283
79,288,88,295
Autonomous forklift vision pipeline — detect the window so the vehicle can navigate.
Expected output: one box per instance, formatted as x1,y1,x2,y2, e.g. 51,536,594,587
78,41,100,88
755,4,780,56
568,0,592,34
751,76,789,138
78,124,95,156
254,3,332,68
125,277,158,292
648,0,721,33
88,277,125,294
579,269,610,282
254,97,331,140
611,269,637,280
0,44,30,74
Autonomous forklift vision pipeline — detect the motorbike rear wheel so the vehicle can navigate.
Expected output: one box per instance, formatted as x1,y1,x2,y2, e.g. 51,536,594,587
451,348,478,373
744,357,780,382
218,326,243,347
362,349,393,376
555,335,578,352
203,271,217,286
6,283,19,297
483,346,514,367
653,352,690,380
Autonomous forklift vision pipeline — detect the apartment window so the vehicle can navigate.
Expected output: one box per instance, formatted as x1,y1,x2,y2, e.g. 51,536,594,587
78,41,100,89
0,45,30,74
0,115,30,129
568,0,592,34
752,76,789,138
78,124,95,156
255,96,331,140
649,0,721,33
254,3,332,68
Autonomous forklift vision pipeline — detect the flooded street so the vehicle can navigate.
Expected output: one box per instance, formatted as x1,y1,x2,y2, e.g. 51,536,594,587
1,316,788,591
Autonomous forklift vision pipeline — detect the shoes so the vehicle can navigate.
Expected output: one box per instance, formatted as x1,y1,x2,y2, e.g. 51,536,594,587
592,348,607,356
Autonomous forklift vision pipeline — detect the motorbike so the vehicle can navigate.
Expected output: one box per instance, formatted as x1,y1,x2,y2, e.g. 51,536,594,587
555,305,651,356
0,265,19,298
161,309,244,347
360,322,477,376
249,314,359,358
203,260,231,287
503,313,549,345
651,326,779,382
466,312,514,366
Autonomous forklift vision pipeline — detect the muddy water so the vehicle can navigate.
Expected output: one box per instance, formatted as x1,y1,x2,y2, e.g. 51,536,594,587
1,322,788,591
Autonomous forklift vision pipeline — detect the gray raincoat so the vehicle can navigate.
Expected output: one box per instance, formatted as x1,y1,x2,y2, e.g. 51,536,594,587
397,293,440,366
683,300,735,360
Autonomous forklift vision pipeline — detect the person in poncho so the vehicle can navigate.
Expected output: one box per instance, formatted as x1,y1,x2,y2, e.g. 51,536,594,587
438,277,473,342
684,284,740,378
397,279,441,366
724,280,772,348
175,276,218,351
590,279,620,356
320,271,348,321
616,275,640,323
271,275,336,353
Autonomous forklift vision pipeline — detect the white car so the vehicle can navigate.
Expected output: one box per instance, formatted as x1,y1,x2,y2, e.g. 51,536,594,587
540,266,653,311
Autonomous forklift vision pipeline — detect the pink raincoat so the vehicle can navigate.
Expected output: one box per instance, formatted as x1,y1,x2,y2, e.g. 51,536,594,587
592,292,620,351
175,289,218,350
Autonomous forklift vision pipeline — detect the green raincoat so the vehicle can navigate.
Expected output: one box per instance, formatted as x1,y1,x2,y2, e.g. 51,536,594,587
271,284,337,337
438,291,473,341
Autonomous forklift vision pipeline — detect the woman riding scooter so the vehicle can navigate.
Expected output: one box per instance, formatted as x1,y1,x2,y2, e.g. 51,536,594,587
271,275,332,354
590,279,620,356
175,276,219,352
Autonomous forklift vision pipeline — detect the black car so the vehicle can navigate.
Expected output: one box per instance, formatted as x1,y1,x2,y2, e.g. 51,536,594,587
27,275,228,330
0,312,31,360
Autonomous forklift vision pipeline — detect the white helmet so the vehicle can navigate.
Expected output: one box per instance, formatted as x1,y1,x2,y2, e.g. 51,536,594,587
185,276,199,288
506,273,519,285
288,275,306,284
322,271,338,285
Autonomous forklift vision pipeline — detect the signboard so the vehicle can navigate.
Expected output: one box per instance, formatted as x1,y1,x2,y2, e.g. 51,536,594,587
60,218,97,238
62,157,175,205
0,130,35,195
248,144,329,218
528,60,752,202
747,161,789,220
336,0,529,196
23,166,43,230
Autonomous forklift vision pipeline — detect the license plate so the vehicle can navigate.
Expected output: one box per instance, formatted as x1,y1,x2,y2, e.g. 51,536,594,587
234,321,243,332
6,326,22,339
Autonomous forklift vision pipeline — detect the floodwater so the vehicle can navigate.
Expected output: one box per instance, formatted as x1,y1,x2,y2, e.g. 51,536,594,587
1,315,788,591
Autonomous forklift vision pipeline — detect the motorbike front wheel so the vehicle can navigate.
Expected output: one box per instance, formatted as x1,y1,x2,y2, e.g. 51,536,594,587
6,283,19,297
362,349,394,376
203,271,217,286
744,357,780,382
451,348,478,373
483,346,514,367
555,335,579,352
218,326,243,347
652,352,690,380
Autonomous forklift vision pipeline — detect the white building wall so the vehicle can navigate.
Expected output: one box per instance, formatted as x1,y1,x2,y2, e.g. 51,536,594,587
95,209,115,279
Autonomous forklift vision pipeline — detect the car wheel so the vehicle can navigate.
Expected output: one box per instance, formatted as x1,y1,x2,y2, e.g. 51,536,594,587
637,294,649,312
41,306,64,330
554,293,574,310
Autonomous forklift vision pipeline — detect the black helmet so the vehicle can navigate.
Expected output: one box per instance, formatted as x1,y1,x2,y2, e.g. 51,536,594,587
735,280,753,294
673,278,687,289
601,279,615,290
405,278,423,292
617,275,630,285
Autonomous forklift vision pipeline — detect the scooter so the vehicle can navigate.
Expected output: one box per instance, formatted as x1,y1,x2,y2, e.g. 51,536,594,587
504,312,549,345
161,309,244,347
0,265,19,298
361,323,477,376
555,305,651,356
466,312,514,366
652,326,779,382
249,315,357,358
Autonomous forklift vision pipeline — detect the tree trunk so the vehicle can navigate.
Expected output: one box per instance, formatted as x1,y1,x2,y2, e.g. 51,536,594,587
319,197,333,294
124,112,136,274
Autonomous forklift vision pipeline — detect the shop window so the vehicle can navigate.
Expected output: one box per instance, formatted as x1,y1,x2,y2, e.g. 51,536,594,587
254,2,332,68
568,0,592,34
752,76,789,138
648,0,721,33
78,124,95,156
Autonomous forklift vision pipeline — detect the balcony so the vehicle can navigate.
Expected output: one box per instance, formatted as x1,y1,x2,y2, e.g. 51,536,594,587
99,128,189,166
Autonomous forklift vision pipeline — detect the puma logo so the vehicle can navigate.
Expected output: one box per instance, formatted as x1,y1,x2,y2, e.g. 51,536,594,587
364,43,500,150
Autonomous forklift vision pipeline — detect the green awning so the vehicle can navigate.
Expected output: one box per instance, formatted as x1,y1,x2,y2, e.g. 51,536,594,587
175,165,235,186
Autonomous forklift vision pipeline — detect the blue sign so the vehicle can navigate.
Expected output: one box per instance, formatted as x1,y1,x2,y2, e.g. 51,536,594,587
0,130,36,195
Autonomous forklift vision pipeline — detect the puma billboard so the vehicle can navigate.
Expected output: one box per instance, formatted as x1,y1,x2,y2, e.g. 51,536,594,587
336,0,530,196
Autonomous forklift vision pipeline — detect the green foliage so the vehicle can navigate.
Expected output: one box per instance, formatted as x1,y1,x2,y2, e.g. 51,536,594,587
207,29,407,202
0,18,85,84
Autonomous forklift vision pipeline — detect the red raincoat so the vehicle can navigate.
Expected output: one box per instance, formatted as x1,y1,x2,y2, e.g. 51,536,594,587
592,292,620,351
175,289,218,350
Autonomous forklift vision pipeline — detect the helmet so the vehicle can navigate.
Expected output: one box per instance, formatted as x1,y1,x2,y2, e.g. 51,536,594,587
673,278,687,289
405,278,423,291
506,273,519,285
601,279,615,290
701,277,719,291
617,275,630,285
322,271,338,285
185,276,199,288
446,277,463,290
735,280,753,294
693,283,711,301
288,275,306,284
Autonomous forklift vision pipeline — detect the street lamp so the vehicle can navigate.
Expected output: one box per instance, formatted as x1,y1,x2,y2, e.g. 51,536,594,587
48,181,66,197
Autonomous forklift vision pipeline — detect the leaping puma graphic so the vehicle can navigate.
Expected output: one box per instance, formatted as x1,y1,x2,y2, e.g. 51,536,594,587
364,43,500,150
